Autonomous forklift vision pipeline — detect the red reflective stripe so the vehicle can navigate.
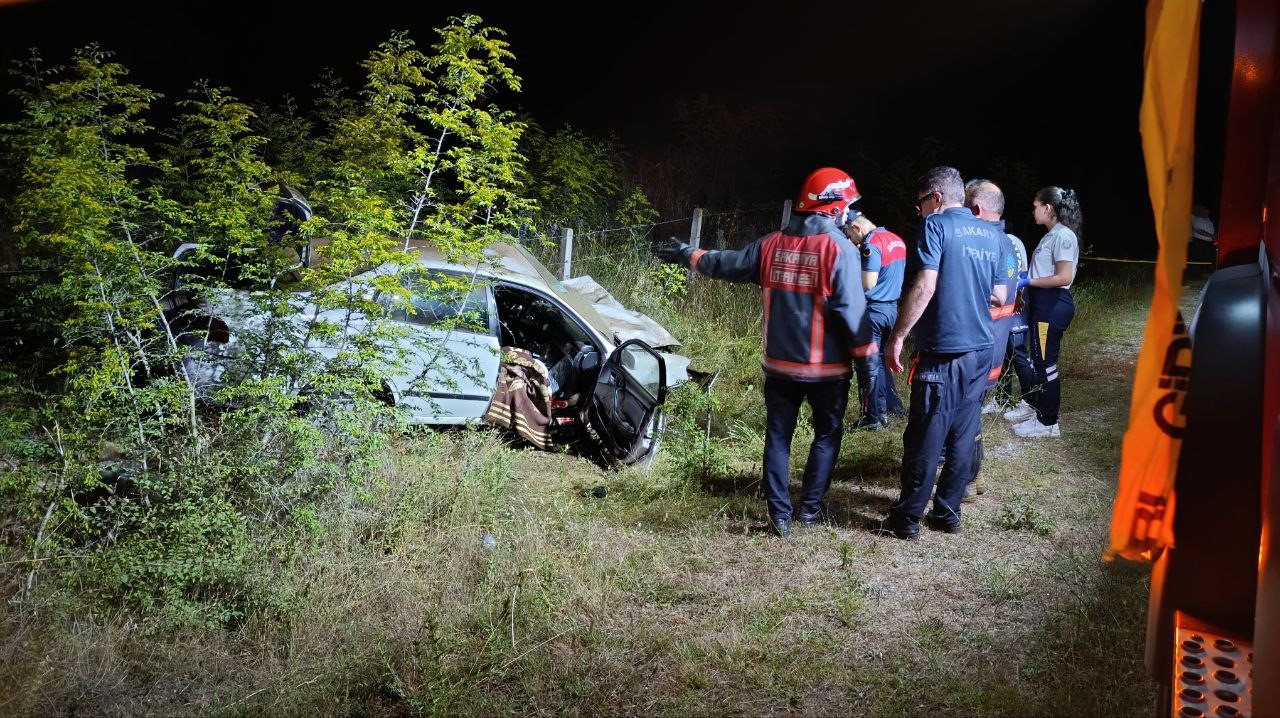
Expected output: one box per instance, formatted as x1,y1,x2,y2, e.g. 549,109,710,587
689,249,708,272
810,295,825,364
763,356,852,369
761,356,852,378
760,232,836,294
988,365,1004,381
850,341,879,358
989,303,1016,319
762,287,771,355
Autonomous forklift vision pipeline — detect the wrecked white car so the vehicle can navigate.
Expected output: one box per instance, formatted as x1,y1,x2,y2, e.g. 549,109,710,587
167,240,692,467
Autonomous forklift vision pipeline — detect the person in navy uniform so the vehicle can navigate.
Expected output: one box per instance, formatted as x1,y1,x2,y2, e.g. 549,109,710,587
962,179,1023,502
654,167,876,538
845,211,907,431
881,166,1009,539
968,180,1033,418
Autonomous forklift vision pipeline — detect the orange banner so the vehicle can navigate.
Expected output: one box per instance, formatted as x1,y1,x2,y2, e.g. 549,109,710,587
1108,0,1201,562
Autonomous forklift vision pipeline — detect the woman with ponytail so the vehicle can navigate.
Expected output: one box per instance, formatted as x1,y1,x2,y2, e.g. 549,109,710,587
1004,186,1082,438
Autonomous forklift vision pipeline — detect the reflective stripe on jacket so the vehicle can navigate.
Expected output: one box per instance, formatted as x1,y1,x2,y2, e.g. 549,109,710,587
688,213,875,381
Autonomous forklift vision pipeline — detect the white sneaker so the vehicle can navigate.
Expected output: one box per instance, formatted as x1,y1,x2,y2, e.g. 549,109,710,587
1012,417,1060,438
1003,401,1036,422
981,399,1001,415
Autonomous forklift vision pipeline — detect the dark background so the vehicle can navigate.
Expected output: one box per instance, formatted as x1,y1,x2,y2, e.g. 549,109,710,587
0,0,1239,256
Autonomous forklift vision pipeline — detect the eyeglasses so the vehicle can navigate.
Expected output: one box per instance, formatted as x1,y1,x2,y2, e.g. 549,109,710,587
914,190,938,213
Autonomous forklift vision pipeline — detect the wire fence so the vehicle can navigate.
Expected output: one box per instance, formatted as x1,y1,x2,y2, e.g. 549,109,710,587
519,203,1216,284
521,201,791,279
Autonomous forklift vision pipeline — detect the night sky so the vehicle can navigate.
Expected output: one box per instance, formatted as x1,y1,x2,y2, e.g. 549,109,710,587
0,0,1238,258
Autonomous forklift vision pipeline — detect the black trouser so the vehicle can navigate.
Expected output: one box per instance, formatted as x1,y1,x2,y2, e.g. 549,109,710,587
854,301,904,422
889,347,992,531
763,376,850,520
1188,239,1216,275
1025,287,1075,425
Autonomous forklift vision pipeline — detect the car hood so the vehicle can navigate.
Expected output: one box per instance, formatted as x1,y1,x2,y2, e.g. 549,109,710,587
560,275,693,390
561,275,680,350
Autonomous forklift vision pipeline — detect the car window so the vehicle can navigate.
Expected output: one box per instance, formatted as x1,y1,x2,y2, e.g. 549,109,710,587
391,271,490,334
504,243,617,341
616,343,662,400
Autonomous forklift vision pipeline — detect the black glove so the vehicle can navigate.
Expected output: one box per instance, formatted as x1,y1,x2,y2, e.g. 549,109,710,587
654,238,692,268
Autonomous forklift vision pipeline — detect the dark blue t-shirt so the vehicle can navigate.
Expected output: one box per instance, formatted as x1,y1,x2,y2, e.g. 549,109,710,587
862,227,907,303
908,207,1008,353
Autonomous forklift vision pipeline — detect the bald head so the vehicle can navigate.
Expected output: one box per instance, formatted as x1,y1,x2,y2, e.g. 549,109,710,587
965,179,1005,221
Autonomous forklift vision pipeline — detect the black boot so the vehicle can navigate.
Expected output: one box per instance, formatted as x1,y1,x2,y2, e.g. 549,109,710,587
771,516,792,538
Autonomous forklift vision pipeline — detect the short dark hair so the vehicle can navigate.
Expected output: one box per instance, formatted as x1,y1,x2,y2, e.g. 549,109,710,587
917,166,965,205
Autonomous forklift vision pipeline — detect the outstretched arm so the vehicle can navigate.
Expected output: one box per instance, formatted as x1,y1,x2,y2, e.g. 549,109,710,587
653,237,763,284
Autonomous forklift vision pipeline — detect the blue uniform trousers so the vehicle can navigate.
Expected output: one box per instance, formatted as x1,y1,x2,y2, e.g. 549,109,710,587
854,301,904,422
889,347,993,531
1003,304,1036,402
763,375,850,520
1025,287,1075,425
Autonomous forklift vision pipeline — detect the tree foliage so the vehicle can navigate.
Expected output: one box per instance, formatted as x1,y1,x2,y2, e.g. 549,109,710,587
523,123,622,232
0,17,535,630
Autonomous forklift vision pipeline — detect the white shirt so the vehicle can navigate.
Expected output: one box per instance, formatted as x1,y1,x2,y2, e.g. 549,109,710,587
1030,223,1079,289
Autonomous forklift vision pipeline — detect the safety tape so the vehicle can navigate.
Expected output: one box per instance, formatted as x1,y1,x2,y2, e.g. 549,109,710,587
1087,256,1213,265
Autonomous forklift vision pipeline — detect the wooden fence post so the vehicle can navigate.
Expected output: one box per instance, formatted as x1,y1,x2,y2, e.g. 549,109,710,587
780,199,792,230
558,227,573,281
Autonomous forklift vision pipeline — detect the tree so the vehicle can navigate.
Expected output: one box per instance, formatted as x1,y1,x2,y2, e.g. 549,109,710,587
0,16,538,629
522,122,623,234
5,46,195,464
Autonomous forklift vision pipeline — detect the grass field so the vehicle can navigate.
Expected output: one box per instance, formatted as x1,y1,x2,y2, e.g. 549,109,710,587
2,250,1184,717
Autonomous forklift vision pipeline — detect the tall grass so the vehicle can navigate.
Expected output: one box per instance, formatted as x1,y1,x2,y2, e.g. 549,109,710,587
0,250,1164,716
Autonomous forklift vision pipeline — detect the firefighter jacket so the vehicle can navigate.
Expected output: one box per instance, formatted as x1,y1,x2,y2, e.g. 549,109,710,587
687,213,876,382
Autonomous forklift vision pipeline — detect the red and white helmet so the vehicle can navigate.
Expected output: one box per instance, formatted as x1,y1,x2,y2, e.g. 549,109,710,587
794,167,861,216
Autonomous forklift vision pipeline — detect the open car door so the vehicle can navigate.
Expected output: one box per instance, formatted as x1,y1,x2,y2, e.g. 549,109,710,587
587,339,667,464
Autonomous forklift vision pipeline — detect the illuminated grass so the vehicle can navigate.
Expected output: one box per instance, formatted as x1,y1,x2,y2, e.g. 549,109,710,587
1,261,1168,717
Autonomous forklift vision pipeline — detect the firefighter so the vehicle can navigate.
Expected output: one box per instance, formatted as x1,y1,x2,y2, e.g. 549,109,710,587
845,211,907,431
880,166,1010,539
654,167,875,538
